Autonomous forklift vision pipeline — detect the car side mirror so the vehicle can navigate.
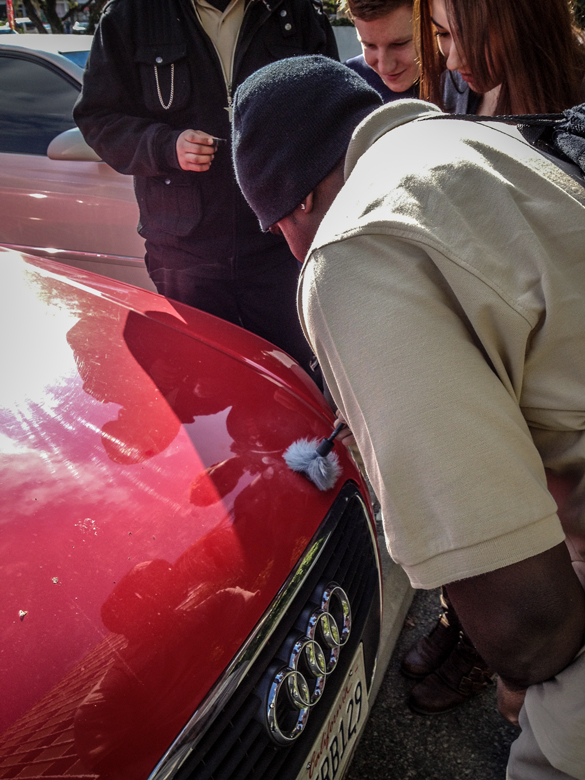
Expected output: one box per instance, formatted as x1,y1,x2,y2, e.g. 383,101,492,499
47,127,102,162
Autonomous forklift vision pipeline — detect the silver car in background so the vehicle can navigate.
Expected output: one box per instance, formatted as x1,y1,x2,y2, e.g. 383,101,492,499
0,35,153,290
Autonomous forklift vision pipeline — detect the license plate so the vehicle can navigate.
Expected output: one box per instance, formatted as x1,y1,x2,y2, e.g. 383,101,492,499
295,644,369,780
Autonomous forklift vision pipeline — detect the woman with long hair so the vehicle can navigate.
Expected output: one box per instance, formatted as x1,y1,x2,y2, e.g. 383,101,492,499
414,0,585,115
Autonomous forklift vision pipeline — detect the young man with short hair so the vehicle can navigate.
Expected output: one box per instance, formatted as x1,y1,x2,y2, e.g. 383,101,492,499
343,0,419,101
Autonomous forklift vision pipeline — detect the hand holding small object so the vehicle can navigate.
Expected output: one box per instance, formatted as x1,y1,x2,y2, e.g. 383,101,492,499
334,410,356,447
176,129,222,172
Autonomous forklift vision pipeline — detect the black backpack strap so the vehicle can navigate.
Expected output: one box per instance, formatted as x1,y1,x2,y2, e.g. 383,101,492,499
423,110,585,174
552,104,585,173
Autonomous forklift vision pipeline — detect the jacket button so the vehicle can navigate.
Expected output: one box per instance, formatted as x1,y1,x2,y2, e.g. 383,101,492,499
156,56,163,64
284,22,292,29
165,178,171,185
280,8,287,15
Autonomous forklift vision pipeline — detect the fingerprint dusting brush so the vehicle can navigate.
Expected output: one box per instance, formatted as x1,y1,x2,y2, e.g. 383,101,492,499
283,422,345,491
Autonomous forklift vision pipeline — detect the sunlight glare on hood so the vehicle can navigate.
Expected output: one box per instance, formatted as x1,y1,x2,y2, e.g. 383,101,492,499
0,255,79,418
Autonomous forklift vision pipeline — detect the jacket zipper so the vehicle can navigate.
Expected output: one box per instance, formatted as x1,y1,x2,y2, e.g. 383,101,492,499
224,0,285,118
207,31,236,120
184,0,285,276
188,0,284,119
191,0,259,120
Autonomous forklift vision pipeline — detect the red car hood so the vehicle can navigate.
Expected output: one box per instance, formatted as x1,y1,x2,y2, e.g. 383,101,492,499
0,249,366,779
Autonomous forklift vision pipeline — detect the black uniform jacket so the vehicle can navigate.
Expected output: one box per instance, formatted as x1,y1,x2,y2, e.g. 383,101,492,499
74,0,338,278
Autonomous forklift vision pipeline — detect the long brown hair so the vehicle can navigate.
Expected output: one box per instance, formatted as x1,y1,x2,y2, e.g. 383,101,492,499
414,0,585,114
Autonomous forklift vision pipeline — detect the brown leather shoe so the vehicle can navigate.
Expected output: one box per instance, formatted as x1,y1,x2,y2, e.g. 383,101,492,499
400,590,461,679
407,634,494,715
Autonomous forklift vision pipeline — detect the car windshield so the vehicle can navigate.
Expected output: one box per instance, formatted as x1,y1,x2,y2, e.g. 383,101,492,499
60,50,90,68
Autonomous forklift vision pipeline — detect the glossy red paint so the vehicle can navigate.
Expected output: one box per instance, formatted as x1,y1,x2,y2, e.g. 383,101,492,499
0,248,372,780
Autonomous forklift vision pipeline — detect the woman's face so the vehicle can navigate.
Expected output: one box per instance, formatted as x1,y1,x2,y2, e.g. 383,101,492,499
354,4,420,93
430,0,476,90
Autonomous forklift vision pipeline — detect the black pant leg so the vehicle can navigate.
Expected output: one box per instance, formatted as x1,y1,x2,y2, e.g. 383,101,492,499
235,253,316,377
145,241,242,326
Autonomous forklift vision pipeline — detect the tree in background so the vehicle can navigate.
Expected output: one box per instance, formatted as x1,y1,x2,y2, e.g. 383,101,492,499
323,0,354,24
20,0,106,33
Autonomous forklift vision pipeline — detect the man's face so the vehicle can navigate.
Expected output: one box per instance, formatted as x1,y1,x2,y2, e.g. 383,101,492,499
355,4,419,93
269,217,312,264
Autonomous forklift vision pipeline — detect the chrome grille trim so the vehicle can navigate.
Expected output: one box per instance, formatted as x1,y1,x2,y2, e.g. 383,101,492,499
147,486,373,780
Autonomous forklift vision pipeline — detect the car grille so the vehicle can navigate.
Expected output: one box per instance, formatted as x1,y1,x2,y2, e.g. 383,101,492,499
170,481,381,780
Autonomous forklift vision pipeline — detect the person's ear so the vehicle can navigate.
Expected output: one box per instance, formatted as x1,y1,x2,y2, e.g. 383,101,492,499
297,191,314,215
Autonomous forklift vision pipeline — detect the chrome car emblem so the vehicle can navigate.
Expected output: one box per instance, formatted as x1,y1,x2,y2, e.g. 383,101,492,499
264,582,352,745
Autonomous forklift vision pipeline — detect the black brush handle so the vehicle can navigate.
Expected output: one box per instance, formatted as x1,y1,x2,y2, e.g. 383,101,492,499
315,422,346,457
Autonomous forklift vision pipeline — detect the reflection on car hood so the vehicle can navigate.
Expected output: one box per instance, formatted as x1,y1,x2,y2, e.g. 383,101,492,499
0,249,363,780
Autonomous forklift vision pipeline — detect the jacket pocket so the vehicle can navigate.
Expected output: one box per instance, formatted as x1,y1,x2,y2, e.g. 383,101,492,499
135,44,191,114
136,174,204,238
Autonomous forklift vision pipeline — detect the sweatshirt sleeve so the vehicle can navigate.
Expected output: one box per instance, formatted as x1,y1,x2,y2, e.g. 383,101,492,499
73,2,182,178
299,234,564,589
316,0,340,61
298,0,339,61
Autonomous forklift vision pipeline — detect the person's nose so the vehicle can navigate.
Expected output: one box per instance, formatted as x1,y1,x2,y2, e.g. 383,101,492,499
379,47,398,75
446,38,466,72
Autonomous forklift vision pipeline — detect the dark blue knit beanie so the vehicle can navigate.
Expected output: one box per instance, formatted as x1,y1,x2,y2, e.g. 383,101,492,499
232,55,383,231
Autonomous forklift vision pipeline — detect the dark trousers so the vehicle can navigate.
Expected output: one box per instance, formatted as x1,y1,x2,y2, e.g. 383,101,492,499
145,243,317,379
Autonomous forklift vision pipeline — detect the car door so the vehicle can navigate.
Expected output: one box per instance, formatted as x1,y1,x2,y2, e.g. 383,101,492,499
0,49,152,290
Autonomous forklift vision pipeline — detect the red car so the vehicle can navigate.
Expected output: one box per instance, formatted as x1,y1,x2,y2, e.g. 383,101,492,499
0,249,382,780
